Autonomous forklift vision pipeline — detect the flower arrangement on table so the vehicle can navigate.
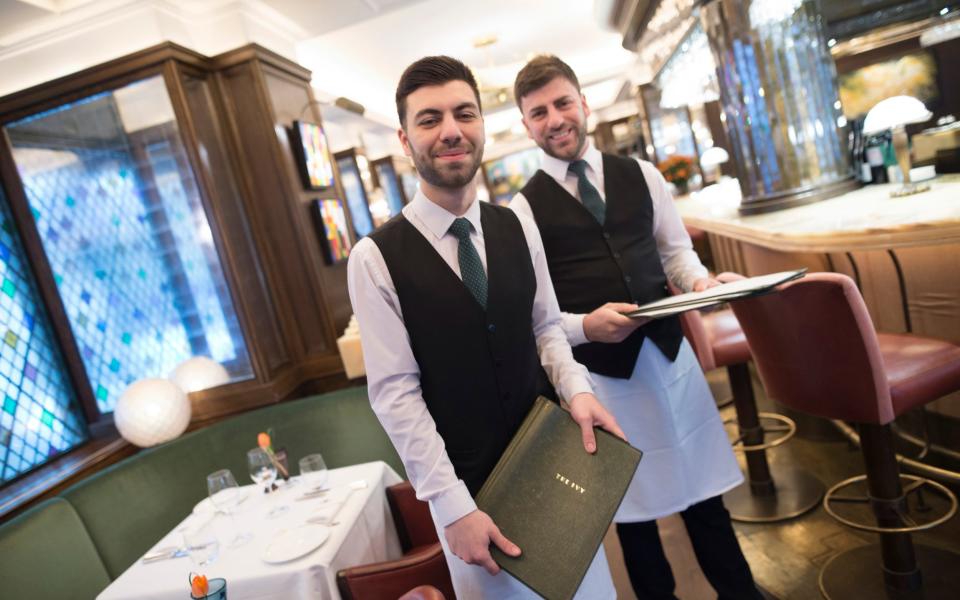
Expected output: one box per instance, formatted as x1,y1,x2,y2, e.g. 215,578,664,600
657,155,696,195
191,574,208,599
257,430,290,479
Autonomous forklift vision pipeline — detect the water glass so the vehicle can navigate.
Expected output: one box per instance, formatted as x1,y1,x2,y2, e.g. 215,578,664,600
248,448,289,518
205,469,252,547
299,453,328,490
207,469,243,511
247,448,278,491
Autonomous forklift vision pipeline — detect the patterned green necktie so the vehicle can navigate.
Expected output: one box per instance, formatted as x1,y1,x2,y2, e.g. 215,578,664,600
568,159,606,225
448,217,488,309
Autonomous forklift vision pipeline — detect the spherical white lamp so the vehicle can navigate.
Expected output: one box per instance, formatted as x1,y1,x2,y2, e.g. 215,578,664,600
863,95,933,196
114,378,191,447
700,146,730,184
169,356,230,394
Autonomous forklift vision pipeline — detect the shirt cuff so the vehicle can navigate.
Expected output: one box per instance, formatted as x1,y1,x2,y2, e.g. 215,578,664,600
430,480,477,528
559,374,595,403
562,312,590,347
681,265,710,292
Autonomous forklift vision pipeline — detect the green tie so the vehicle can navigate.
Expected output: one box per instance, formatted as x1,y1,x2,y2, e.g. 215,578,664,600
568,159,606,225
448,217,488,309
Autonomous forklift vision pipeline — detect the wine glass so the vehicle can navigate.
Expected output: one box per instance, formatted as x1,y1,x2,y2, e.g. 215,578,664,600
299,453,328,491
248,448,288,518
247,448,278,491
206,469,252,547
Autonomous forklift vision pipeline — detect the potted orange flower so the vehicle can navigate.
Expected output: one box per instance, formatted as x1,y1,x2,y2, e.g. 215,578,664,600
657,155,696,195
257,430,290,480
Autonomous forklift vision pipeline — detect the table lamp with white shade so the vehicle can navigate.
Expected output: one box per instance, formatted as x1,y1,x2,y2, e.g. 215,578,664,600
862,95,933,197
700,146,730,185
114,378,191,447
170,356,230,393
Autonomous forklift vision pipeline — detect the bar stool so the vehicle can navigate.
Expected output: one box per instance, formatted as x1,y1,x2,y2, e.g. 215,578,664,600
679,306,824,522
731,272,960,599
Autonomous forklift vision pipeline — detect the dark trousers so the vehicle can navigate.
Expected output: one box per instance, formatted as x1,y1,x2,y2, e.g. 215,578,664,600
616,495,762,600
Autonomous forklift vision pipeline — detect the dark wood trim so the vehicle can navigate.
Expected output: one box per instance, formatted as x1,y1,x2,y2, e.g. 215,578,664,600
170,62,287,381
0,43,207,125
215,60,307,363
211,44,312,82
0,41,362,520
0,130,100,424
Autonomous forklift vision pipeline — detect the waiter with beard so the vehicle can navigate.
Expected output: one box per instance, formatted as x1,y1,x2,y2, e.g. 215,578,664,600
510,55,762,600
347,55,622,599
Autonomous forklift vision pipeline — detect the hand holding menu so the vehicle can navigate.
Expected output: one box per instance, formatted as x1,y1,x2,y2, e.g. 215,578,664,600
625,269,807,320
475,397,642,600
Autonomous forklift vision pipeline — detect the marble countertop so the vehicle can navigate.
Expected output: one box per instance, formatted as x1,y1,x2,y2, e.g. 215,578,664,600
674,176,960,252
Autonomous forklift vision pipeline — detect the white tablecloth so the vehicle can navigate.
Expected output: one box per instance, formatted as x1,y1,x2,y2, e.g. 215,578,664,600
98,461,404,600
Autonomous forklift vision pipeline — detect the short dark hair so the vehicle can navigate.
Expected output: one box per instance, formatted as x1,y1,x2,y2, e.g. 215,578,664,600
513,55,581,111
395,56,482,126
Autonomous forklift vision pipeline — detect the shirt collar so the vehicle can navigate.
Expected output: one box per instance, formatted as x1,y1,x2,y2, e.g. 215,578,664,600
409,188,483,241
539,138,602,183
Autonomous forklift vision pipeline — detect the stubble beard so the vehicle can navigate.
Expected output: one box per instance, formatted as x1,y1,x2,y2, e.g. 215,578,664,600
543,122,588,162
412,144,482,189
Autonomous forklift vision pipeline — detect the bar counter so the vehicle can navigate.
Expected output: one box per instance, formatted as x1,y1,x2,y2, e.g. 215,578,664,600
675,175,960,253
675,175,960,418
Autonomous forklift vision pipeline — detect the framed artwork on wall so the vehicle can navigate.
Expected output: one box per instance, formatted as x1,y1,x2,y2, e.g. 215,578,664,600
312,198,353,263
291,120,336,190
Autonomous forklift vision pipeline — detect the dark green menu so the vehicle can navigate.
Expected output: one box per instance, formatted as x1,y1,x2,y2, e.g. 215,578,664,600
475,396,642,600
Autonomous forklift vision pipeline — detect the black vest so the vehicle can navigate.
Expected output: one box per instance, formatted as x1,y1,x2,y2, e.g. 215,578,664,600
370,202,553,495
520,153,683,379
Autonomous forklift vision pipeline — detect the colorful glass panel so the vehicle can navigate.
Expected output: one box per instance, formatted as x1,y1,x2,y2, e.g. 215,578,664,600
5,76,252,413
0,185,88,484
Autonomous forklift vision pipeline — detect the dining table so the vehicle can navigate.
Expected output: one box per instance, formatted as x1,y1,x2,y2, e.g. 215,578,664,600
97,461,404,600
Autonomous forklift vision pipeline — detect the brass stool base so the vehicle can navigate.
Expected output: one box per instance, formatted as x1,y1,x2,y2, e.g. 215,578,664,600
824,474,958,533
725,466,824,523
819,544,960,600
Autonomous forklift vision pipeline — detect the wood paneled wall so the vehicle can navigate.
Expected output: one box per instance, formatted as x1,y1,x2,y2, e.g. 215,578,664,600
0,43,358,518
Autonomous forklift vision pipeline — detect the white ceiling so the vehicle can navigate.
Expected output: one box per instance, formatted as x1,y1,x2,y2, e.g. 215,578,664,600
0,0,642,153
296,0,639,126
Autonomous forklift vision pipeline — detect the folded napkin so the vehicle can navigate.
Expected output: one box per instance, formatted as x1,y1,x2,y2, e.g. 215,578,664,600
307,480,368,524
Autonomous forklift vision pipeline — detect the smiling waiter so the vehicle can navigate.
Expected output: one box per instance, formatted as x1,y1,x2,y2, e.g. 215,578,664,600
510,55,762,600
347,55,623,599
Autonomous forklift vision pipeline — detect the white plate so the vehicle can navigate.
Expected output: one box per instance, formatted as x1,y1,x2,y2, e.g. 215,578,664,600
261,524,331,563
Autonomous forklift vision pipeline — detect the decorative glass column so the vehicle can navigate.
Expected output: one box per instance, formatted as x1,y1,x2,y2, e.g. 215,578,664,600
699,0,857,213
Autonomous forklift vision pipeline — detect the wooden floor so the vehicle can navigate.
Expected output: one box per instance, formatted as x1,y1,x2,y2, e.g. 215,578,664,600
601,367,960,600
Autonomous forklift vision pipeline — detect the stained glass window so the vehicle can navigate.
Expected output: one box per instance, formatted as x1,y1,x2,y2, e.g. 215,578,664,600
5,75,252,414
0,184,89,484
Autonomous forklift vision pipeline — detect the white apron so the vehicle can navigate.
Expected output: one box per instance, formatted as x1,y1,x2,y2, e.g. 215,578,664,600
430,505,617,600
593,338,743,523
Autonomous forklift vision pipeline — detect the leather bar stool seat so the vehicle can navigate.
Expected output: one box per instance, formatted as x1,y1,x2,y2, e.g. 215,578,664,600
702,310,750,369
879,334,960,414
679,304,824,522
731,273,960,599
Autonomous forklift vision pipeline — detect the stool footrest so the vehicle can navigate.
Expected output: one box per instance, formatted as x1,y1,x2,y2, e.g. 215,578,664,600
724,412,797,452
823,474,958,534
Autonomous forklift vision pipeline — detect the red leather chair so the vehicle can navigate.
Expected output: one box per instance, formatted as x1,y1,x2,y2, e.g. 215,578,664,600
337,482,455,600
679,302,823,522
731,272,960,598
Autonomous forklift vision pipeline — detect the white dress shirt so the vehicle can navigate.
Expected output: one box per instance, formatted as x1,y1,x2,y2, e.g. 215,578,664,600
347,190,594,529
511,141,709,346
